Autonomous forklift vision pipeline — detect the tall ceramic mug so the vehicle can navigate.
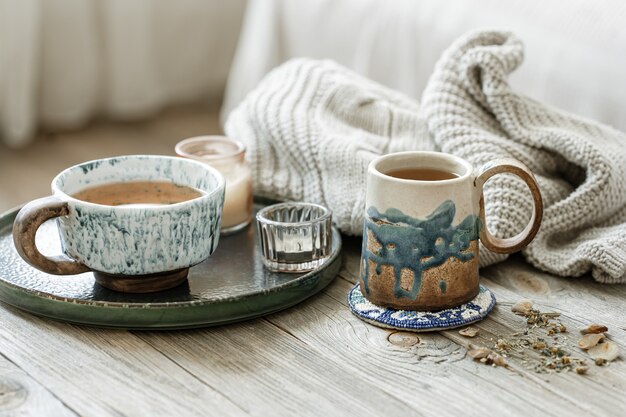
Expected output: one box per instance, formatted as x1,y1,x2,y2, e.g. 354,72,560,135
360,151,543,311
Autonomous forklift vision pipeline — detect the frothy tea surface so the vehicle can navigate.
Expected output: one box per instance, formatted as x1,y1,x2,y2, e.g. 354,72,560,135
385,168,459,181
72,181,204,206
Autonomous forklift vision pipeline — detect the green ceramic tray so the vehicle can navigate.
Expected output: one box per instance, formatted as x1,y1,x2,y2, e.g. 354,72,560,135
0,203,341,329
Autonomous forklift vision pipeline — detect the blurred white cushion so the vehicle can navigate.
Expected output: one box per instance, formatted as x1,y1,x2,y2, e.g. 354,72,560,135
223,0,626,132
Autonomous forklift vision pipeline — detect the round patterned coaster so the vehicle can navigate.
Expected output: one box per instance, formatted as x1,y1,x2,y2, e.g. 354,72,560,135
348,284,496,332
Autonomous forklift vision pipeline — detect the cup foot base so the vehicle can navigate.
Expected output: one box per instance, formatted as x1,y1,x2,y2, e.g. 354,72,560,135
93,268,189,293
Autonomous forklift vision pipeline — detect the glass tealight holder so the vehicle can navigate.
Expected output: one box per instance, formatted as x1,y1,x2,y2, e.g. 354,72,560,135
256,202,333,273
176,136,253,235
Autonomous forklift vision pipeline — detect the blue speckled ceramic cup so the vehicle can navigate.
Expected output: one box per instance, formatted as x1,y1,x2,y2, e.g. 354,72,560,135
13,155,225,293
360,151,543,311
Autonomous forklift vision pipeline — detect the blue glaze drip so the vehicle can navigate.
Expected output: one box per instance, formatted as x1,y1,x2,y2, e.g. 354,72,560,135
360,200,480,300
439,280,447,293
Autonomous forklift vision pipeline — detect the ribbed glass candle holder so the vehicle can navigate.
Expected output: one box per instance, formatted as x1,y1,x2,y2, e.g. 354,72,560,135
256,202,333,273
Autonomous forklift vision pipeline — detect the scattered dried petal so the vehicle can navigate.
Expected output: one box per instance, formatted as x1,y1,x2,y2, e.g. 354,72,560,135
459,327,479,338
580,324,608,335
495,339,509,351
466,303,603,376
578,333,604,350
588,341,620,362
487,352,507,367
575,366,588,375
512,299,534,316
468,347,491,360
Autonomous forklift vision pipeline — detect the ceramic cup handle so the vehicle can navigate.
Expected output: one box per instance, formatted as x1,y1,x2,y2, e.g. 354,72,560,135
474,159,544,254
12,196,90,275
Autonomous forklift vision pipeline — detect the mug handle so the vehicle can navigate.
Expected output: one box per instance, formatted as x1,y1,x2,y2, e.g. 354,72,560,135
474,159,544,254
12,196,90,275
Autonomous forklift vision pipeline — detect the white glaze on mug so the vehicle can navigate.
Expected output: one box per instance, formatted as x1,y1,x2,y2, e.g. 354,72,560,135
53,156,225,275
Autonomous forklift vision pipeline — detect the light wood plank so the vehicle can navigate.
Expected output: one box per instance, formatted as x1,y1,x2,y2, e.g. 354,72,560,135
483,256,626,345
473,269,626,411
1,104,624,416
0,306,246,417
267,277,586,417
336,237,625,416
136,320,421,417
0,354,77,417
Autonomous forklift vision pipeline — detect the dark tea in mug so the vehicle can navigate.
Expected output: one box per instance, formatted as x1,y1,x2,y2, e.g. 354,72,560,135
385,168,459,181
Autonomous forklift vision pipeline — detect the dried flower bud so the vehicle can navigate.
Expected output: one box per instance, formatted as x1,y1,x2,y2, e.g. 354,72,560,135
580,324,608,335
575,366,588,375
495,339,508,350
533,341,547,350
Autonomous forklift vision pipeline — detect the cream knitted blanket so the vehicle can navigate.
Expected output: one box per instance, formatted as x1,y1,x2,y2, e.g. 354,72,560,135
225,30,626,284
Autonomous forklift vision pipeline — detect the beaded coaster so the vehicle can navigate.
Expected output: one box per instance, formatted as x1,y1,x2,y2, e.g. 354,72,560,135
348,284,496,332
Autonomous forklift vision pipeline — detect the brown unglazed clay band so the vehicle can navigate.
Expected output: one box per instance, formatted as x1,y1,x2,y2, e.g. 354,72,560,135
12,196,90,275
475,158,544,254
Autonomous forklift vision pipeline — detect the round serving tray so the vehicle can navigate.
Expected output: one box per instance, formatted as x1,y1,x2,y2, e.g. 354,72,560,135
0,203,341,329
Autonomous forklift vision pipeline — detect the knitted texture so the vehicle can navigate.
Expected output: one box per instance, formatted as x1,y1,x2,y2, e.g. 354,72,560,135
225,30,626,284
225,59,434,234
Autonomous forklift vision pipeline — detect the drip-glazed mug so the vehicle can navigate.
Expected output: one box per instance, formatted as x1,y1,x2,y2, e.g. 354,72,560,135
360,151,543,311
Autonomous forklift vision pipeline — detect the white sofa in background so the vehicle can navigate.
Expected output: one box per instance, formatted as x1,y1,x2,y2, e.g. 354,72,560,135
223,0,626,132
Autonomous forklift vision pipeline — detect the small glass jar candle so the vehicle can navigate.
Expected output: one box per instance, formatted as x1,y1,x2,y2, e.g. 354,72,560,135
176,136,253,234
256,202,333,273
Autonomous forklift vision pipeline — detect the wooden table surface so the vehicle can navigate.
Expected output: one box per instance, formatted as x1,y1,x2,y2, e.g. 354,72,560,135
0,108,623,416
0,234,623,417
